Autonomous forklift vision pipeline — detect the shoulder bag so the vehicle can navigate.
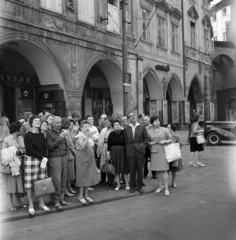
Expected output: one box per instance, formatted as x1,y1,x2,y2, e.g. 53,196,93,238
101,159,115,175
164,143,182,163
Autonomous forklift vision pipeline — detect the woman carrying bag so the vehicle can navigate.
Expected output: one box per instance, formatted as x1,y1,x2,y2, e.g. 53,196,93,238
24,115,51,216
189,114,205,167
147,116,172,196
1,121,26,212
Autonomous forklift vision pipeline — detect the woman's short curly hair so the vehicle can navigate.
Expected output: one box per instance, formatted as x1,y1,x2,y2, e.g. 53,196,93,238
61,118,71,129
192,114,200,123
9,121,22,134
150,115,161,125
112,119,121,128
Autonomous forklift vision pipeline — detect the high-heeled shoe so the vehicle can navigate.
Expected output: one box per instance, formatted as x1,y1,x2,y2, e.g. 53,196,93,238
84,197,94,203
28,207,35,216
65,192,74,197
115,186,121,191
39,205,51,212
189,162,196,167
155,188,162,194
78,198,87,205
69,189,77,194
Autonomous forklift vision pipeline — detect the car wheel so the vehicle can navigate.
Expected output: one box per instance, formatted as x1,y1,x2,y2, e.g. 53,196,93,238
207,132,221,146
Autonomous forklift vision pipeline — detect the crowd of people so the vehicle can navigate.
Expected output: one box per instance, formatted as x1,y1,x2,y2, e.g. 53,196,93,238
0,109,205,216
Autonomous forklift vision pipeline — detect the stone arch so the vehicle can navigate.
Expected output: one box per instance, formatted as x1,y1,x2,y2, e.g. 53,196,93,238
81,54,123,115
142,67,163,100
165,72,183,101
0,32,68,92
213,54,234,69
226,98,236,121
188,73,203,101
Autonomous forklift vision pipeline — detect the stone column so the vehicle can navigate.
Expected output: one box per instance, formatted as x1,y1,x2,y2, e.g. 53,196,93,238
66,91,82,116
137,56,144,114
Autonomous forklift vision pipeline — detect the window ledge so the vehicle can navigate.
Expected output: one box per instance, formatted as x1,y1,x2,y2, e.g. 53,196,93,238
39,7,66,19
141,39,153,46
156,45,167,50
106,29,121,37
77,20,98,30
171,50,180,55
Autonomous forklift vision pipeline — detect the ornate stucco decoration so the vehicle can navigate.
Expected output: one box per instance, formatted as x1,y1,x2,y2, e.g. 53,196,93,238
202,14,211,27
162,77,168,96
187,5,199,20
67,0,75,11
169,7,182,20
42,15,64,30
155,0,169,12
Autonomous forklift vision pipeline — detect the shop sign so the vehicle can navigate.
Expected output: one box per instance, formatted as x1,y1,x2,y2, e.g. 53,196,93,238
123,73,131,84
155,64,170,72
0,73,40,86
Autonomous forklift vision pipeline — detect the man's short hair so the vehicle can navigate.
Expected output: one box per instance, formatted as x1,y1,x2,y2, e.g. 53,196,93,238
52,116,61,125
85,115,93,120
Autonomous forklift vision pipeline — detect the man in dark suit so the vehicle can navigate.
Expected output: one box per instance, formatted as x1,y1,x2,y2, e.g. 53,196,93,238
124,113,149,193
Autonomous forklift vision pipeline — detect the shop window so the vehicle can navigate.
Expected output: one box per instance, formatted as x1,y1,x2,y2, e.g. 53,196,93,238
157,17,165,48
142,8,150,41
42,0,62,13
107,0,119,33
171,24,178,52
190,21,196,49
78,0,95,25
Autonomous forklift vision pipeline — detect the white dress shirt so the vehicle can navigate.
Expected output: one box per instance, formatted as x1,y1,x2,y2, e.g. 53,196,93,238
129,122,140,139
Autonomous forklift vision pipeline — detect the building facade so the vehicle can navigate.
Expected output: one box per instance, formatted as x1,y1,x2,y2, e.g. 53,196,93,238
211,0,236,121
0,0,214,128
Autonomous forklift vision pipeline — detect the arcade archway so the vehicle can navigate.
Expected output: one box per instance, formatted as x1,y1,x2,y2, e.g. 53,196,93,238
82,59,123,124
0,38,66,122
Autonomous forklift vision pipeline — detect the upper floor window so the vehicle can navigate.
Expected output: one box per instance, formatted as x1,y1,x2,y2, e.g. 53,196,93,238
78,0,94,25
171,24,178,52
203,0,209,10
157,17,165,48
142,9,150,41
107,0,119,33
190,21,196,49
212,14,216,22
204,29,209,51
222,8,227,17
42,0,62,13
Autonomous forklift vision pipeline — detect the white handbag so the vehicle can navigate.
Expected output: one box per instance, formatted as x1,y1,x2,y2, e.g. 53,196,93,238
164,143,182,163
196,135,205,144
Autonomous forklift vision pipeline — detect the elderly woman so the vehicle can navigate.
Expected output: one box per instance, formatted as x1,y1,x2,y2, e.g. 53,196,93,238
1,121,26,212
147,116,172,196
167,123,183,188
24,115,50,215
97,117,114,186
61,118,76,196
107,119,130,190
189,114,205,167
75,120,100,204
46,115,54,130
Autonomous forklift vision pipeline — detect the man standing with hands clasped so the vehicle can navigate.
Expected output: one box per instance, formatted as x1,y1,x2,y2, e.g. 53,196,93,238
47,116,70,211
124,113,149,193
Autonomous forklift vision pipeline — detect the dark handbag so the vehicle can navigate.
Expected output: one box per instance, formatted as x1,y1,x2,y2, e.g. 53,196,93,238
34,177,55,197
101,159,115,175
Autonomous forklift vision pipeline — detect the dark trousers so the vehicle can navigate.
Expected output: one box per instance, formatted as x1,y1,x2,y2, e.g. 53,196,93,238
128,149,144,190
144,147,156,177
48,156,67,204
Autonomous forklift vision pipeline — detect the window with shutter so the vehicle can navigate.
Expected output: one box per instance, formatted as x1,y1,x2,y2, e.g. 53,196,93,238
78,0,95,25
42,0,62,13
157,17,165,48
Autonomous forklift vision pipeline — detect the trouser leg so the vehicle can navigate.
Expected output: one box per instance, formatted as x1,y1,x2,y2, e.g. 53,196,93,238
136,151,145,190
127,157,136,189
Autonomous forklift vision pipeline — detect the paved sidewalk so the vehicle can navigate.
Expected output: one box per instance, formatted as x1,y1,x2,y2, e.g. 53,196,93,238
0,130,189,223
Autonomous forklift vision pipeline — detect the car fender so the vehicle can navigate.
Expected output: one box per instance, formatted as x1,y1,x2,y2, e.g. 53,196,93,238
206,128,236,141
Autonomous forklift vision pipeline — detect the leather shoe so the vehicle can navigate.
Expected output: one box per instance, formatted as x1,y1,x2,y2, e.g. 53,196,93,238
130,189,135,193
137,188,145,194
55,203,63,211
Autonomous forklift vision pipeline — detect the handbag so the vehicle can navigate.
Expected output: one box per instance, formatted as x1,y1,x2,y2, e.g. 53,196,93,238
197,134,205,144
101,159,115,175
0,150,11,174
164,143,182,163
34,177,55,197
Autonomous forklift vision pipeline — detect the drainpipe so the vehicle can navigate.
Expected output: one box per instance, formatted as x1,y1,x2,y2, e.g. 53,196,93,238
181,0,186,98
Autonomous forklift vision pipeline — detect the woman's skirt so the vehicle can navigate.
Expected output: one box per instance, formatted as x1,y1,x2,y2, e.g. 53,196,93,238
110,146,129,174
67,158,75,181
169,158,183,172
1,173,24,194
76,147,100,187
190,137,204,152
24,155,47,189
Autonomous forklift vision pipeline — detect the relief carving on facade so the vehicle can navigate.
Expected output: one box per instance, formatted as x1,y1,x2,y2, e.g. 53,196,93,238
67,0,75,11
187,5,199,20
162,77,168,97
42,15,64,30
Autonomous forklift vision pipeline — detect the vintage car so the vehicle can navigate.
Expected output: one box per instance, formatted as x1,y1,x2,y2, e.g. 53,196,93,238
204,121,236,146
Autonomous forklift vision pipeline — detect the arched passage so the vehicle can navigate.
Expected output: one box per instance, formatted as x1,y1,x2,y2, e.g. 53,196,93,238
143,69,162,116
82,59,123,121
165,74,182,124
188,75,203,117
0,36,67,121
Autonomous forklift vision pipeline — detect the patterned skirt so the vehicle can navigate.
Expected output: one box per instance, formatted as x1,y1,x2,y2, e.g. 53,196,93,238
24,155,47,189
